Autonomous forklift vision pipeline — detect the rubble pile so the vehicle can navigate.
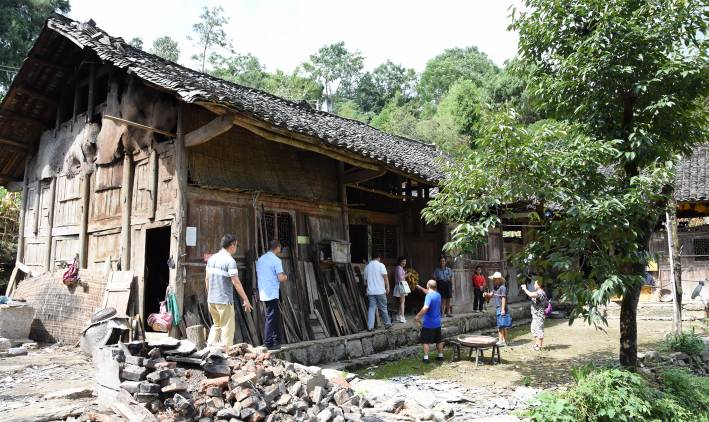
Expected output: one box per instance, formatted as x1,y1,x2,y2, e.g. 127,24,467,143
109,339,383,422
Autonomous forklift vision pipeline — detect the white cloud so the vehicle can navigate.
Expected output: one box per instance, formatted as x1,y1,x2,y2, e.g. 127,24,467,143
68,0,520,72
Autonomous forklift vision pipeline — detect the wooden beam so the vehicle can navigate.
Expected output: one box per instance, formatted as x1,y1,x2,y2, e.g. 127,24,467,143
185,114,234,147
337,162,350,242
25,57,72,73
169,103,187,338
0,137,30,151
15,157,29,266
78,174,90,268
44,177,57,272
0,110,40,127
236,118,380,171
103,114,176,137
343,168,386,185
16,87,58,107
87,63,96,121
346,183,415,201
120,154,133,270
149,148,158,220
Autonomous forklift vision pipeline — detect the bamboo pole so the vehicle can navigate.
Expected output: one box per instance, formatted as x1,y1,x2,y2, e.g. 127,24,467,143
44,177,57,272
78,173,90,268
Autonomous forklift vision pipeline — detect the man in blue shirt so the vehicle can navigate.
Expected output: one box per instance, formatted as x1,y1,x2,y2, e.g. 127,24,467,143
433,256,454,318
257,240,288,350
415,280,444,363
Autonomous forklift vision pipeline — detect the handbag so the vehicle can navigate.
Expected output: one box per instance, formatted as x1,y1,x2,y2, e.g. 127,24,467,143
147,299,172,332
400,280,411,295
62,256,80,286
544,300,553,317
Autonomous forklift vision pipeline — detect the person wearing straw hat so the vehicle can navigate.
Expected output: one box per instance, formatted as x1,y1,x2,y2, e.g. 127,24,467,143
484,271,511,347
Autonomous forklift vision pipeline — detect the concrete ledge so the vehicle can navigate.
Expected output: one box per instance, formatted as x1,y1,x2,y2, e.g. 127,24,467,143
273,303,529,366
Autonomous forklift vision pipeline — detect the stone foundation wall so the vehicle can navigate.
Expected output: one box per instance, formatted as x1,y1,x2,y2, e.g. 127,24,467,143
275,303,530,366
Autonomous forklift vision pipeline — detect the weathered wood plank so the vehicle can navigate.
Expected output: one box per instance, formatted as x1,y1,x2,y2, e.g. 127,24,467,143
184,114,234,147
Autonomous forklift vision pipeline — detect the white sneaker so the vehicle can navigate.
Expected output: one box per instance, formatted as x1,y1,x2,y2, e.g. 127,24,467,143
496,340,506,347
399,315,406,323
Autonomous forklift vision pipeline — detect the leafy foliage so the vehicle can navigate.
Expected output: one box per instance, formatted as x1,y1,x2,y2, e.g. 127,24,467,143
302,42,363,111
189,5,231,72
0,187,20,291
660,368,709,416
211,53,269,89
0,0,70,94
419,46,499,103
150,35,179,62
526,368,696,422
354,60,417,115
424,0,708,367
127,37,143,50
663,328,706,356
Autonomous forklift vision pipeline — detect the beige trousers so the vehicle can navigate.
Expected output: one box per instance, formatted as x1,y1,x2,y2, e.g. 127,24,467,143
207,303,235,348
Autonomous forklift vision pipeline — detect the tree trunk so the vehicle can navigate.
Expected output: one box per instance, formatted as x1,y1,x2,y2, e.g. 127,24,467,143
665,195,682,334
619,281,641,368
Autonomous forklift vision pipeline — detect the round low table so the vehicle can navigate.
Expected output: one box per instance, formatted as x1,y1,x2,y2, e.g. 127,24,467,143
447,335,501,366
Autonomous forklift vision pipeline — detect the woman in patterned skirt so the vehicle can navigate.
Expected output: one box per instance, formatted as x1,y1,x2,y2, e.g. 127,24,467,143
521,278,548,351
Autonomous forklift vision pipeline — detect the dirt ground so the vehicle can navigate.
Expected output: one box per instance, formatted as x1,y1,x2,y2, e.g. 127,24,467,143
0,344,96,422
360,318,703,389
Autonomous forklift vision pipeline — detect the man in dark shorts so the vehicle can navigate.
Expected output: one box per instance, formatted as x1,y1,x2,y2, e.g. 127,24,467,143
433,256,453,317
415,279,444,363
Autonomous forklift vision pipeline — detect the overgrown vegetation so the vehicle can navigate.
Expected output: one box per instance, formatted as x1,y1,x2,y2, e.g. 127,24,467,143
663,328,706,356
526,367,709,422
0,187,20,291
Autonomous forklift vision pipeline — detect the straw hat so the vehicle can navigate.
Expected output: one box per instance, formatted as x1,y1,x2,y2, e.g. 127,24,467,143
489,271,503,279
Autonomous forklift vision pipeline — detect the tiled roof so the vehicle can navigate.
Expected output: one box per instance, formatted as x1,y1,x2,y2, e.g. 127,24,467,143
45,14,444,182
675,145,708,202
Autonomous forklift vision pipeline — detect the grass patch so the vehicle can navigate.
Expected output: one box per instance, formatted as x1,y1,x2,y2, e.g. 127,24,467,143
662,328,706,356
356,348,457,379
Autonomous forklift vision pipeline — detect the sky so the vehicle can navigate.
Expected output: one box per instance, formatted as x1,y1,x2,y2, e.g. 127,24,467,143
68,0,521,73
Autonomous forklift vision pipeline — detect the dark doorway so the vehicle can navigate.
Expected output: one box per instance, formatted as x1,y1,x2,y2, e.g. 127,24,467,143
144,226,171,330
349,224,368,264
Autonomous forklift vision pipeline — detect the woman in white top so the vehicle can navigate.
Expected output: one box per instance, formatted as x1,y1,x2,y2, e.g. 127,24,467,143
392,256,410,323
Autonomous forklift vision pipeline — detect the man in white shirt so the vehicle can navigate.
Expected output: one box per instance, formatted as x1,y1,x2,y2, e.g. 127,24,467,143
205,234,253,348
256,240,288,350
364,254,391,331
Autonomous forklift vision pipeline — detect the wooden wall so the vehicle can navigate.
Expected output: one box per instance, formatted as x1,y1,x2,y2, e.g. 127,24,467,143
188,125,339,202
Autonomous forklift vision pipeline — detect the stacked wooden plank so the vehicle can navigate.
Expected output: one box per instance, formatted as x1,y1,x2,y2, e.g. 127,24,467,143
241,208,369,346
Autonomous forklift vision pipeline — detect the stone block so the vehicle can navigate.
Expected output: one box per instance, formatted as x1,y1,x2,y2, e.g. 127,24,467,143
146,369,173,383
125,355,144,366
120,380,140,394
371,333,388,352
361,338,374,356
0,304,35,339
346,340,363,359
138,382,161,393
121,364,147,381
135,392,159,403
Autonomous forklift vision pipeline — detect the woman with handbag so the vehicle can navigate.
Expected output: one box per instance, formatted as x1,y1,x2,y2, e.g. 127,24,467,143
521,278,549,351
392,257,410,323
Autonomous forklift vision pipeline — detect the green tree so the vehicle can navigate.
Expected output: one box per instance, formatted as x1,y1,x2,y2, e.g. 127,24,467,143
211,53,268,89
302,42,364,112
333,99,369,123
370,94,421,140
262,69,322,107
419,46,499,104
0,0,70,94
128,37,143,50
355,60,417,114
150,35,180,62
189,5,231,73
424,0,707,369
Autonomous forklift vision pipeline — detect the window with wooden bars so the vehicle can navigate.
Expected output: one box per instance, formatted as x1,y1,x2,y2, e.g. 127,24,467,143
264,212,294,249
371,224,397,259
694,238,709,261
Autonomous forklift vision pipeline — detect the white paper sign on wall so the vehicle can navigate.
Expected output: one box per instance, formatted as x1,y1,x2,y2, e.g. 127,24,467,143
186,227,197,246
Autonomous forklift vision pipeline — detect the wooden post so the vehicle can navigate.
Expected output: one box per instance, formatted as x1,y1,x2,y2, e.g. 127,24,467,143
170,102,187,336
149,148,158,220
87,63,96,122
336,162,350,242
665,199,682,334
44,177,57,272
32,179,40,235
15,157,30,265
72,83,80,122
78,173,90,268
120,153,134,270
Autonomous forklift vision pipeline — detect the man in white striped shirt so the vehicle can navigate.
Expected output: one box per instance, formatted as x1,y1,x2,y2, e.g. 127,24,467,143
205,234,253,348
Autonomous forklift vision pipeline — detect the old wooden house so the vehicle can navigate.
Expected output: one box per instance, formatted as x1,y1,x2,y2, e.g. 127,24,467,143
0,15,458,344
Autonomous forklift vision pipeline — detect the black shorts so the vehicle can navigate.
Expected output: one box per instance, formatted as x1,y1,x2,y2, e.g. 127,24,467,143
437,280,452,298
420,327,442,344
